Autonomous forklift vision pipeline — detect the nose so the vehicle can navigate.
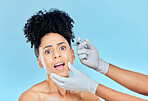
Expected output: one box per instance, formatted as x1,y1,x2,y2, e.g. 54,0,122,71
54,50,61,59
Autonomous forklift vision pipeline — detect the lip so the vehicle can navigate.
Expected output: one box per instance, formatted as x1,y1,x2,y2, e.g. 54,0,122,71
54,61,64,66
54,61,65,71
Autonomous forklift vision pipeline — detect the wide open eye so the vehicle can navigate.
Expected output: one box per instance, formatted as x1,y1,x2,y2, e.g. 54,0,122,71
60,46,66,50
45,50,52,54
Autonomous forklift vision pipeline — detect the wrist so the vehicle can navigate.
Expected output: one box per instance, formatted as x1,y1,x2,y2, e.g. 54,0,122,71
89,79,99,95
95,58,109,74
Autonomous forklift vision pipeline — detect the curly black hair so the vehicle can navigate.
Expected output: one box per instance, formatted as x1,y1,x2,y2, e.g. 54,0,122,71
23,8,75,58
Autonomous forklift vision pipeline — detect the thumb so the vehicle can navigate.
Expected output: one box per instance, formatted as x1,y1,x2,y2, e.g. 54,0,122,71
68,62,78,74
85,39,95,49
76,37,81,43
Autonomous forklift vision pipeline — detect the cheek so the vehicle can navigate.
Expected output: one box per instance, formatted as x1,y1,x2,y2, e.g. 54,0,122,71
42,54,53,71
40,54,46,67
62,50,73,61
43,56,54,74
44,55,52,66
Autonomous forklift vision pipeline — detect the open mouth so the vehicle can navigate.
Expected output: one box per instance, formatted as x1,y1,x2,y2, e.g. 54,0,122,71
54,62,65,71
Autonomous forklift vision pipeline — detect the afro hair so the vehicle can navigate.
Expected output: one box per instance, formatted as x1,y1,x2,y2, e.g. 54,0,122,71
23,8,75,57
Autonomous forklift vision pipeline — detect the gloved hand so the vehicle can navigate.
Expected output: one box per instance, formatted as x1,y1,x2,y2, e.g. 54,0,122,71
77,37,109,74
50,62,99,95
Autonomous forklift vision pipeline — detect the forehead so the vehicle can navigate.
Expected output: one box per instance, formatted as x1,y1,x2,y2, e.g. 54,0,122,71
40,33,68,46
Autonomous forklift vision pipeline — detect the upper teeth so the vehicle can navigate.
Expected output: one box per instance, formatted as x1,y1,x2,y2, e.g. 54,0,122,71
55,63,64,66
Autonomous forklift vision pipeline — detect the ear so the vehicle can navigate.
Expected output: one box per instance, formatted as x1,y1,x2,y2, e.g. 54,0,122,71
37,58,44,68
71,49,75,61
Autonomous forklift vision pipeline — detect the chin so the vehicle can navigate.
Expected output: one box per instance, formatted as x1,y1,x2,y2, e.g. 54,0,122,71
56,70,70,77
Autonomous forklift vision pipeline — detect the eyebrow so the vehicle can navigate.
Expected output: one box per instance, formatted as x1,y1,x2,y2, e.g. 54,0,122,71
43,42,67,49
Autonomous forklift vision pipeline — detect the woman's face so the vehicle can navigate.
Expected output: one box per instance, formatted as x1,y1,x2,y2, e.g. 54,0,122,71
37,33,75,77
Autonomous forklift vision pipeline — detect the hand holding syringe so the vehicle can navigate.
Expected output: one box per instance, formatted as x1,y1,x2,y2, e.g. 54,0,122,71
74,37,109,74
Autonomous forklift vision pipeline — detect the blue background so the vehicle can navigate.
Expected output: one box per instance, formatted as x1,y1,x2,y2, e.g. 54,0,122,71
0,0,148,100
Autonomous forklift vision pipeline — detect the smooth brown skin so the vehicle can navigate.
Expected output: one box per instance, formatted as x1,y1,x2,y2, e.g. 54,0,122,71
18,33,99,101
95,64,148,101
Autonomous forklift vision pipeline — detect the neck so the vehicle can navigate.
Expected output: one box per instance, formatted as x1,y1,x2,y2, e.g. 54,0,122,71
46,73,70,96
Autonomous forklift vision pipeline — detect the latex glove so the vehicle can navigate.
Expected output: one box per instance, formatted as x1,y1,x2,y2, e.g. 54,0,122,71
50,62,99,95
77,37,109,74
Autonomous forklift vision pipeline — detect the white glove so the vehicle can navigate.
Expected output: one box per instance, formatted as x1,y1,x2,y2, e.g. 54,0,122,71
77,37,109,74
50,62,99,95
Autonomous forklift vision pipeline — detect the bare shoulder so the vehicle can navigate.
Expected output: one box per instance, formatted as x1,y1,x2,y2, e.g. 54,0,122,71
18,80,46,101
18,90,40,101
79,91,100,101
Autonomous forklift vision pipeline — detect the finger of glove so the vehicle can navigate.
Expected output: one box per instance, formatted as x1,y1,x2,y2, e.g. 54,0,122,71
78,54,87,60
85,39,95,49
68,62,80,75
76,37,81,43
77,49,89,55
81,58,87,64
50,75,65,87
77,41,86,50
50,73,68,83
